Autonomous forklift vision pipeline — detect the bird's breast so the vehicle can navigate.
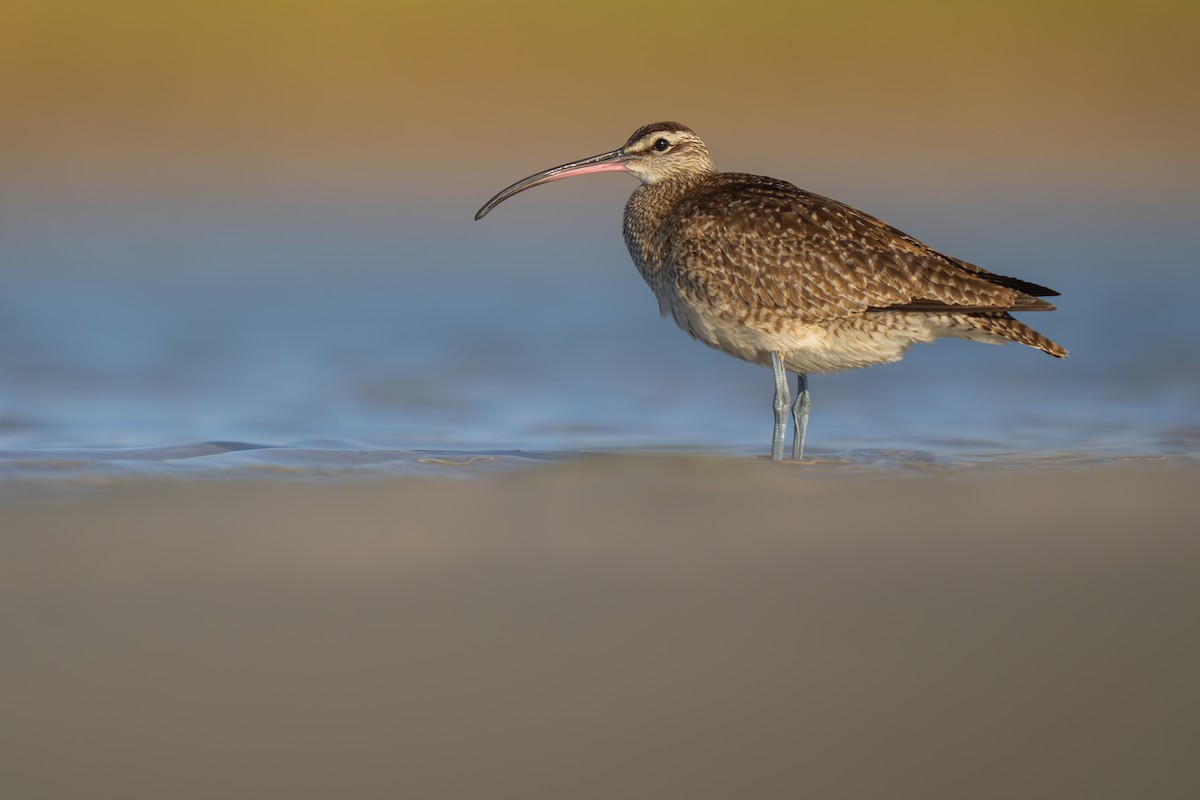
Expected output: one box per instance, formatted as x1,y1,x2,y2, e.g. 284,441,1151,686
622,186,674,297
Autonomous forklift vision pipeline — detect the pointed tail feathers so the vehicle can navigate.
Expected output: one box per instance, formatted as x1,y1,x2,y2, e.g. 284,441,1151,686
969,314,1068,358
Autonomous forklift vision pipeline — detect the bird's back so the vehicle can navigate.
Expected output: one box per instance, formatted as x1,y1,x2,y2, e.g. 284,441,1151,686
623,172,1066,371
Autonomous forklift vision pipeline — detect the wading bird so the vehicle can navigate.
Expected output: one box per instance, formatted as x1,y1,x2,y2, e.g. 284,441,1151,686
475,122,1065,460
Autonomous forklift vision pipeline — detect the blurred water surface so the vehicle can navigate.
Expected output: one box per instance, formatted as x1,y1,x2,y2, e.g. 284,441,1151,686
1,189,1198,484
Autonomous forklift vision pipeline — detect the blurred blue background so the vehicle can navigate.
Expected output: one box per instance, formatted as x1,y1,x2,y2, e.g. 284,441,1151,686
3,187,1196,464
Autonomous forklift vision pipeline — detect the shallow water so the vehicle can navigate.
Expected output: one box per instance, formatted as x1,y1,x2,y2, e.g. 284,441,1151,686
2,193,1198,487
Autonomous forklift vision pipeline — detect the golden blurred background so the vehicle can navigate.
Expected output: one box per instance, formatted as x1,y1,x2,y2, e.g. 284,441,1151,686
4,0,1197,199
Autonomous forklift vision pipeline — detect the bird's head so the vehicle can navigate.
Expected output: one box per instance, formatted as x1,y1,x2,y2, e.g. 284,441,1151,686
617,122,716,184
475,122,716,220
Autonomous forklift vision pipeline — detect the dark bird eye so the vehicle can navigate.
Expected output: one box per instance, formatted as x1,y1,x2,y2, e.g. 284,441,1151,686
653,138,671,152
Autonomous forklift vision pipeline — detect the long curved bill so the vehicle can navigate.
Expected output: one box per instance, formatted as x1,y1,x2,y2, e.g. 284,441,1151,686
474,148,632,220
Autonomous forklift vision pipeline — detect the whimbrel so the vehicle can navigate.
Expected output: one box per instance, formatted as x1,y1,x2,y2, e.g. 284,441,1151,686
475,122,1066,460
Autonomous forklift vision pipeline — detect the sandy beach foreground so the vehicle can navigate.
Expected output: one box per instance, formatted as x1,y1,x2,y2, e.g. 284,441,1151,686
3,458,1198,799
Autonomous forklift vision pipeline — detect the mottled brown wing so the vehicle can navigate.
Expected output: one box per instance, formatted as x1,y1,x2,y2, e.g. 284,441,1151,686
663,175,1056,321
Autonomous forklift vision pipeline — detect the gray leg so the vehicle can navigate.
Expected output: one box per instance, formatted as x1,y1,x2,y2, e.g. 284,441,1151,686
791,372,811,460
770,352,790,461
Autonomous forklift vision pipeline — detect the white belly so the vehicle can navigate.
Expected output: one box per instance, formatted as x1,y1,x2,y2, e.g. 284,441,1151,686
663,297,962,374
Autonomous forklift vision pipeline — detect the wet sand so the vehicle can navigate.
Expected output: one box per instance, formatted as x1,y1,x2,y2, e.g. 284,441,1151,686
3,458,1198,799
